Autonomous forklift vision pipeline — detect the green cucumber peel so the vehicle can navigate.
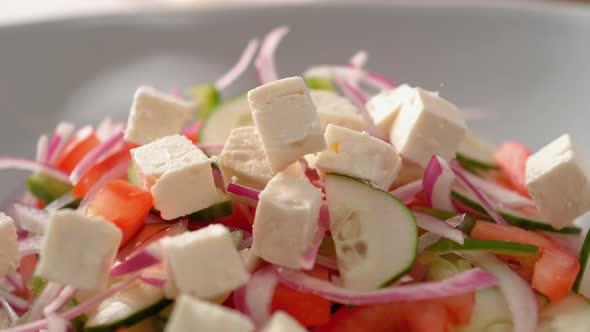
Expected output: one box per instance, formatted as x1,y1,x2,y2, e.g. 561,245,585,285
27,173,72,205
306,77,336,91
187,84,221,120
427,238,539,257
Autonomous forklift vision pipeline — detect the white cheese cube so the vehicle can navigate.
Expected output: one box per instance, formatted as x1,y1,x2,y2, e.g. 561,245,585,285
526,134,590,228
131,135,218,220
248,77,327,172
217,126,274,191
252,172,323,269
366,84,414,134
315,124,401,190
390,88,467,167
310,90,364,131
35,210,122,289
161,224,249,299
239,248,262,273
261,311,306,332
124,86,192,145
0,213,19,277
165,294,254,332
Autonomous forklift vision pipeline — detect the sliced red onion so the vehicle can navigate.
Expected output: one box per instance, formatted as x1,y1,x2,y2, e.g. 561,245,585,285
18,235,43,258
298,158,310,180
255,26,290,84
118,220,187,261
70,129,124,184
303,66,396,92
181,121,202,138
418,233,442,252
348,50,368,69
0,297,19,324
452,199,490,219
315,255,338,271
216,38,260,91
44,192,76,212
244,265,279,327
227,182,260,201
336,78,386,141
96,117,125,142
459,252,537,332
319,204,330,229
365,71,397,90
46,314,67,332
4,273,23,294
27,282,62,322
423,155,456,212
299,219,326,270
35,135,48,163
43,286,78,316
450,160,508,225
14,204,49,234
0,289,28,313
274,266,496,305
111,249,160,277
47,122,75,164
78,159,130,213
462,171,534,209
0,158,70,183
413,211,464,244
139,276,166,288
389,179,423,204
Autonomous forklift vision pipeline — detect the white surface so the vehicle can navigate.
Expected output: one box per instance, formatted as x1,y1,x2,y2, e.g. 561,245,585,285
261,311,307,332
310,90,364,131
0,213,19,277
366,84,414,133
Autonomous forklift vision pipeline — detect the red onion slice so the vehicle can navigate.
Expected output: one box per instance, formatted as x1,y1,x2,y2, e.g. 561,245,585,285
47,122,75,164
389,179,423,204
348,50,368,69
18,235,43,258
70,129,124,184
0,297,19,324
46,314,67,332
181,121,202,138
78,159,130,213
110,249,160,277
274,266,496,305
0,288,28,313
413,211,464,244
336,78,386,141
423,155,456,211
96,117,125,142
35,135,48,163
255,26,290,84
43,286,78,316
215,38,260,91
244,265,279,326
227,182,260,201
14,204,49,234
27,282,62,322
44,192,77,212
0,158,70,183
418,233,443,252
139,276,166,288
461,170,534,209
365,71,397,90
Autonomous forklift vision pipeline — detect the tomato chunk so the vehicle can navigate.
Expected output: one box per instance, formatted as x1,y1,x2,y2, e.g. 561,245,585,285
87,180,153,247
271,266,332,327
55,127,101,173
493,142,531,196
471,220,579,301
72,146,133,198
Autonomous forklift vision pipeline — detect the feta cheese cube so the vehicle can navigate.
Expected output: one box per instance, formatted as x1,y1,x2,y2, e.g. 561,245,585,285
390,88,467,167
248,77,327,172
315,124,401,190
35,210,122,289
310,90,364,131
252,172,323,269
239,248,262,273
161,224,249,299
261,312,306,332
366,84,415,134
124,86,192,145
131,135,218,220
0,213,19,277
526,134,590,228
165,294,254,332
217,126,274,191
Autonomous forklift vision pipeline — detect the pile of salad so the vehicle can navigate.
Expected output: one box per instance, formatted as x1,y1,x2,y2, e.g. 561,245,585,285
1,26,589,332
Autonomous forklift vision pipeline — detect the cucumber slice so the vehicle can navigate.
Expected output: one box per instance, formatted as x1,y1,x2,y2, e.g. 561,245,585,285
452,188,581,234
456,132,499,172
128,163,140,187
538,294,590,332
199,95,252,147
306,77,335,91
325,173,418,290
27,173,72,205
187,192,233,222
427,238,539,257
186,84,221,120
457,287,512,332
84,281,172,332
411,206,479,234
573,229,590,296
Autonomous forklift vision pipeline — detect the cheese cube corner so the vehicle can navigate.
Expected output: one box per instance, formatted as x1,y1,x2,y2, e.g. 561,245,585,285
310,90,364,131
125,86,192,145
248,77,327,172
161,224,249,299
366,84,415,134
35,210,122,289
390,88,466,167
261,311,307,332
165,294,254,332
0,213,19,277
526,134,590,228
252,172,323,269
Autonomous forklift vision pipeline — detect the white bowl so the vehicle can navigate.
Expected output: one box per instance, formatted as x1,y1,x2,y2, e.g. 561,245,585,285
0,2,589,198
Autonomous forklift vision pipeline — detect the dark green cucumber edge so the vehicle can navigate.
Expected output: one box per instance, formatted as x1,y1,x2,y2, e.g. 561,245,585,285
306,77,336,91
83,298,173,332
188,199,233,222
574,230,590,292
411,206,481,234
427,238,539,257
456,153,499,171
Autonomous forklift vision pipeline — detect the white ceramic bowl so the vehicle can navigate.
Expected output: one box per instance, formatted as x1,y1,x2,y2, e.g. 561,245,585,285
0,2,589,198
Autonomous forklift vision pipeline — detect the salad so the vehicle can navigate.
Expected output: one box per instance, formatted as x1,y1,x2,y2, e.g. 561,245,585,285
0,26,589,332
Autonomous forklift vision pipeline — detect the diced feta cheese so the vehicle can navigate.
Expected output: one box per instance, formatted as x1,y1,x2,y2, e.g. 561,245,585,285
315,124,401,190
310,90,364,131
390,88,467,167
0,213,19,277
35,210,122,289
217,126,274,191
252,172,323,269
525,134,590,228
131,135,218,220
165,294,254,332
248,77,327,172
239,248,262,273
261,311,306,332
366,84,414,134
124,86,192,145
161,224,249,299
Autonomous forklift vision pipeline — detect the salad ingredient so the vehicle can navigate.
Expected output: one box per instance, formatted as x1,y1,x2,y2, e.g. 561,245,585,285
255,26,289,85
538,294,590,332
413,211,464,245
248,77,327,172
456,131,499,171
261,311,306,332
187,84,220,120
525,134,590,229
423,155,455,211
252,173,323,269
314,124,401,190
46,122,75,165
309,90,363,132
240,249,262,273
187,194,233,222
365,84,414,134
427,238,539,257
69,129,124,184
34,210,122,290
14,204,49,234
55,126,100,174
0,158,69,186
390,87,467,167
325,173,417,290
457,287,512,332
574,230,590,297
305,78,335,91
86,179,153,247
160,224,249,299
215,38,260,92
73,147,132,199
26,174,71,206
0,213,19,277
198,95,252,147
217,126,274,191
458,168,535,209
131,135,217,220
493,141,531,196
124,86,192,145
165,294,254,332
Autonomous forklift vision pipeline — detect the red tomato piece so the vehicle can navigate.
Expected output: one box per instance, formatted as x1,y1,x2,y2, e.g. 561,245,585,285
271,266,332,327
493,142,531,197
86,179,153,247
72,146,133,198
55,128,101,173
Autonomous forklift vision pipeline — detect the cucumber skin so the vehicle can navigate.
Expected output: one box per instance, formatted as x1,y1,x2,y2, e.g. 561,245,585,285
188,200,233,222
456,153,499,171
187,84,221,120
306,77,336,91
411,206,479,234
84,299,172,332
27,173,72,205
573,230,590,292
451,191,581,234
427,238,539,256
